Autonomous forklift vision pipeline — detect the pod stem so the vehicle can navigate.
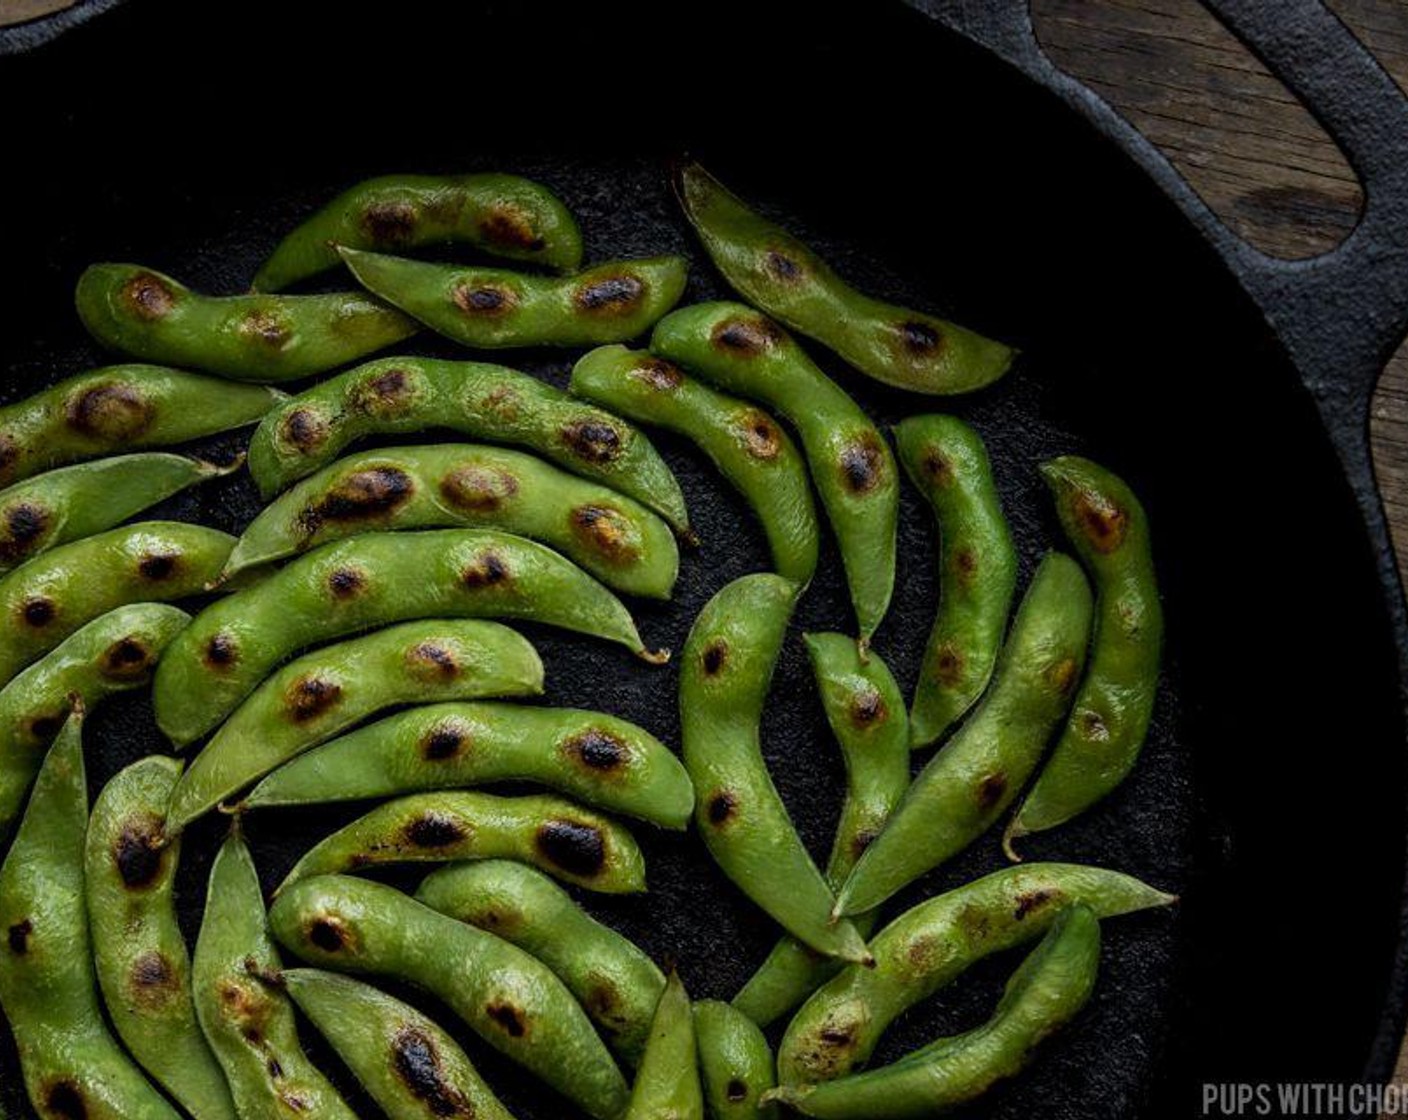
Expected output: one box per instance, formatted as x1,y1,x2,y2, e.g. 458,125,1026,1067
637,646,672,666
1002,818,1027,863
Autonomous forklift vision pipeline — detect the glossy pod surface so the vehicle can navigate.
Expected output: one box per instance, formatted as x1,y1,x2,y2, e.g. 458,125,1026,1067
623,972,704,1120
694,1000,776,1120
76,263,417,382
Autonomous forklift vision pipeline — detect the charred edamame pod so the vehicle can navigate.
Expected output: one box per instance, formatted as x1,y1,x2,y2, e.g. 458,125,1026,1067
680,574,869,964
834,553,1092,917
653,303,897,644
166,619,544,830
226,443,679,599
571,345,819,583
76,263,418,383
676,163,1015,396
269,874,630,1120
341,248,688,350
694,999,776,1120
244,701,694,829
624,972,704,1120
894,415,1017,750
154,528,663,748
1007,457,1163,849
254,171,583,291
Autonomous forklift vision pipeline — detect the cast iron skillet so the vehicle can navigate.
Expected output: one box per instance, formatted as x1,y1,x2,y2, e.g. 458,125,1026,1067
1,1,1406,1117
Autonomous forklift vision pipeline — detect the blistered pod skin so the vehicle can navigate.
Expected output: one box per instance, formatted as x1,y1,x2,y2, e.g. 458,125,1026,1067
777,862,1171,1086
1007,457,1164,847
571,345,819,583
225,443,680,599
834,553,1093,918
624,972,705,1120
281,969,514,1120
652,303,897,643
0,708,182,1119
244,701,694,829
84,758,237,1120
770,906,1100,1120
191,832,358,1119
154,528,661,748
0,521,235,689
0,365,281,489
416,860,666,1064
76,263,418,383
341,248,689,350
165,619,544,831
269,874,631,1120
679,574,869,964
253,172,583,291
694,1000,776,1120
676,163,1015,396
894,415,1018,749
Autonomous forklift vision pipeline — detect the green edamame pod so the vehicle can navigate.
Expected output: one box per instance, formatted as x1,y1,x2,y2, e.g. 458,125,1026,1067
269,874,630,1120
834,553,1092,918
84,757,237,1120
0,365,280,489
0,603,190,833
653,303,897,643
894,415,1018,750
154,528,663,747
0,453,237,574
0,707,180,1119
192,831,357,1119
770,906,1100,1119
245,701,694,830
778,862,1171,1085
341,248,688,350
732,634,909,1027
624,972,704,1120
571,345,818,584
680,574,868,964
676,163,1015,396
281,968,514,1120
0,521,235,689
279,790,644,894
166,619,544,830
1007,457,1164,848
416,860,665,1064
254,171,583,291
225,443,679,599
694,1000,776,1120
76,263,418,383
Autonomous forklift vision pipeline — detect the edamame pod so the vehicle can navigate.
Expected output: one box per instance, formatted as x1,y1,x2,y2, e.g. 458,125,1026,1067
342,248,688,350
680,574,868,964
571,345,819,583
770,906,1100,1119
254,171,583,291
245,701,694,829
226,443,679,598
694,1000,776,1120
0,521,235,688
166,619,544,830
84,758,237,1120
0,453,236,574
732,634,909,1027
624,972,704,1120
154,528,662,747
834,553,1092,917
653,303,897,643
0,603,189,837
676,163,1015,396
191,831,358,1119
1007,457,1164,848
76,263,418,383
894,415,1018,750
269,874,631,1120
279,790,644,893
0,365,280,489
777,862,1171,1085
281,968,514,1120
0,707,180,1119
416,859,665,1064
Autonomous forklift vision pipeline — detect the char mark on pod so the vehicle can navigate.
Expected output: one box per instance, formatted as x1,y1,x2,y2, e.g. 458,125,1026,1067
25,712,64,743
1,502,50,560
7,919,32,955
0,433,18,479
535,819,606,877
101,636,156,680
281,408,329,452
453,283,516,316
1014,888,1058,921
43,1080,89,1120
706,790,738,827
403,811,467,849
838,436,885,495
362,200,418,244
564,728,629,772
737,410,782,460
571,505,637,561
898,320,943,355
851,829,879,858
19,596,56,628
700,638,728,676
408,641,460,680
307,916,353,954
1074,491,1128,553
1045,657,1081,695
239,309,292,349
137,550,181,581
392,1027,475,1116
575,274,644,313
420,723,469,761
931,641,964,686
976,772,1008,811
122,271,177,320
952,547,979,586
300,468,415,533
326,565,368,599
352,368,420,418
128,950,179,1007
711,315,780,356
439,465,518,513
486,1001,528,1038
921,448,953,485
849,688,886,727
560,417,624,464
727,1079,749,1102
285,675,344,723
114,815,167,888
481,205,545,252
634,357,683,391
204,631,239,670
764,249,804,282
460,550,510,589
